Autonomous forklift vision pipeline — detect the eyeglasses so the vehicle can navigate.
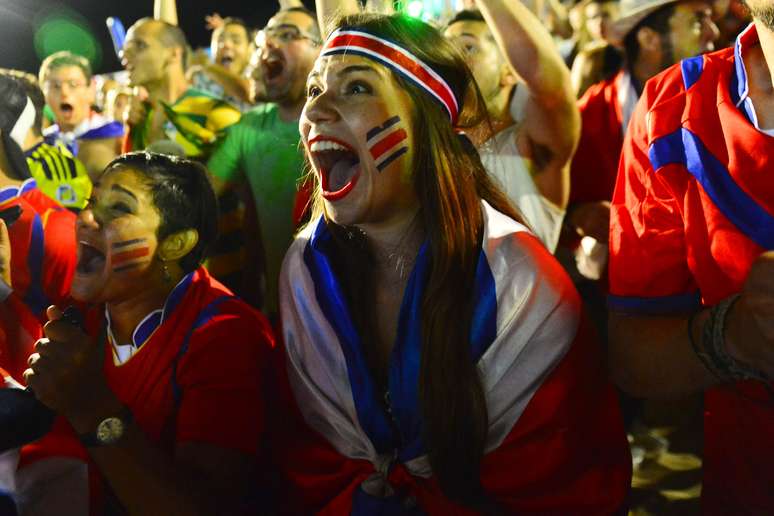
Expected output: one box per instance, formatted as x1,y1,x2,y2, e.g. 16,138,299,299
256,25,320,46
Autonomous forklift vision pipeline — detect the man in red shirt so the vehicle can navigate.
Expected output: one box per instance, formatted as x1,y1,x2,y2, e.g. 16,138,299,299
609,7,774,512
0,76,76,381
567,0,719,244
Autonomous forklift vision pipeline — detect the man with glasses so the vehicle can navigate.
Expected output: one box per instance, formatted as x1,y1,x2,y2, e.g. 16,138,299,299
208,6,321,319
38,52,124,180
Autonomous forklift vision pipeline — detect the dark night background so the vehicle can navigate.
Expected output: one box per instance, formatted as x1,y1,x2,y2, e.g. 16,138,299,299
0,0,314,75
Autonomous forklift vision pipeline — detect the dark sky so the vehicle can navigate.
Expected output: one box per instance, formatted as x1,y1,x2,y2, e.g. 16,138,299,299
0,0,314,75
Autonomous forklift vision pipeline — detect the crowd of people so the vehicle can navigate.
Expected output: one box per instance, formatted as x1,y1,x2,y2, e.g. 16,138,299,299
0,0,770,513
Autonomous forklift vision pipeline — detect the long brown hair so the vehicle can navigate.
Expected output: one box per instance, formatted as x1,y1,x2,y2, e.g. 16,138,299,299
305,13,521,508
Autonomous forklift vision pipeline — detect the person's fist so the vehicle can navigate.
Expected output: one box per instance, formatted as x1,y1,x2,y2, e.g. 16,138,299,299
24,306,101,414
567,200,611,243
725,251,774,377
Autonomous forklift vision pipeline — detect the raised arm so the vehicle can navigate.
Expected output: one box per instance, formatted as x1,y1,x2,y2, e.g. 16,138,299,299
154,0,178,26
316,0,361,39
365,0,395,14
475,0,578,209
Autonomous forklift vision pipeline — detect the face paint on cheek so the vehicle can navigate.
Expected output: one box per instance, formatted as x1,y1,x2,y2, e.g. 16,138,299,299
367,116,409,173
111,238,151,273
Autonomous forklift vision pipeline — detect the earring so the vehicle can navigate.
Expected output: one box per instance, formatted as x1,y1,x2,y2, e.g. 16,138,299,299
162,261,172,283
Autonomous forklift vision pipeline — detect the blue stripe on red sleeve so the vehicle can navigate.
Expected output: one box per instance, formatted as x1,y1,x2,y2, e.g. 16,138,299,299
680,56,704,90
23,213,50,315
649,128,774,249
608,291,701,315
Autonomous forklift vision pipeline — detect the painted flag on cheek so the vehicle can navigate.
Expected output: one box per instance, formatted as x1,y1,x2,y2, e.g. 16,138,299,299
111,238,151,273
367,116,409,173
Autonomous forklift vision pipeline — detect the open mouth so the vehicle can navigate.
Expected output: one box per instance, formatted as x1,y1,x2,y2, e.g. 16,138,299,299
309,137,361,202
76,241,105,275
219,56,234,68
59,103,74,117
262,55,285,82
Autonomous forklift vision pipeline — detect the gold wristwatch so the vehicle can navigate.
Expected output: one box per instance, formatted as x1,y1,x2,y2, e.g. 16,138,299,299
78,407,133,447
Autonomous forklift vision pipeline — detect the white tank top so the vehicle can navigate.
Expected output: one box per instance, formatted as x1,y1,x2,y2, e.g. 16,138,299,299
478,123,565,253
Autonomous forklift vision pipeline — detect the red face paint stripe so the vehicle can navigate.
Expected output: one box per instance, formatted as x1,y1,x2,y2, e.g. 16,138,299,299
112,246,150,266
370,128,408,161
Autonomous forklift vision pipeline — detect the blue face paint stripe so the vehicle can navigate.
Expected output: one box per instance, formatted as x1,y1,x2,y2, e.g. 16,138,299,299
648,128,774,249
366,116,401,141
375,147,408,172
112,238,146,250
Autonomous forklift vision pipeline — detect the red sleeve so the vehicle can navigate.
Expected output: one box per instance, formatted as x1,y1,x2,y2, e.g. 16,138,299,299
608,84,698,314
41,208,77,308
174,302,275,456
0,292,43,382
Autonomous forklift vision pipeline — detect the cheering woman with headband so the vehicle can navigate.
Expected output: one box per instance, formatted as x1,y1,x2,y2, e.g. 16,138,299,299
274,8,631,515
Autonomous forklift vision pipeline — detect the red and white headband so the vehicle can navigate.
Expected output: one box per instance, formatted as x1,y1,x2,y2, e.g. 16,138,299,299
322,28,460,125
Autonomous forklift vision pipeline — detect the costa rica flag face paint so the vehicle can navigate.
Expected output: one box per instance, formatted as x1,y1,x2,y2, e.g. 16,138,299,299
367,116,409,173
71,167,164,304
111,238,151,273
301,50,421,226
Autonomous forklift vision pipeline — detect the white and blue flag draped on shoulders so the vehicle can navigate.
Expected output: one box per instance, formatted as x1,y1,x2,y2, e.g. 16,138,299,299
279,201,581,495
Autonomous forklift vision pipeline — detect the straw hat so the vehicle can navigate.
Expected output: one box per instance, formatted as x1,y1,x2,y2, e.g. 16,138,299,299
608,0,680,45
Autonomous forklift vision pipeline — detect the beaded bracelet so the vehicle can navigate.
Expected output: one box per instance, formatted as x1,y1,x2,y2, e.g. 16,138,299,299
691,294,770,384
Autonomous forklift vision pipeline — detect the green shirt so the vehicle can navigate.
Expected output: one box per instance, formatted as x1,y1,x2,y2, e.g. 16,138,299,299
207,103,305,316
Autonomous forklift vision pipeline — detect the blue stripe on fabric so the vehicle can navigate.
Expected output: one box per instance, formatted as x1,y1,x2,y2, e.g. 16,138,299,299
390,244,499,463
24,213,49,315
0,187,18,205
680,56,704,91
469,248,498,362
303,218,501,464
608,291,701,315
731,25,757,125
80,121,125,140
164,271,195,320
649,128,774,249
132,311,162,347
389,242,429,463
303,220,395,454
134,271,194,346
19,179,37,196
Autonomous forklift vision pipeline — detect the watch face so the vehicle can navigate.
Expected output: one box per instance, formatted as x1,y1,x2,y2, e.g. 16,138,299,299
96,417,125,445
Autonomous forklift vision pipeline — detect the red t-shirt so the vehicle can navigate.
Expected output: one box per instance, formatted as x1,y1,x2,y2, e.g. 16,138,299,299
19,267,275,513
0,180,76,380
610,24,774,514
570,70,628,206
